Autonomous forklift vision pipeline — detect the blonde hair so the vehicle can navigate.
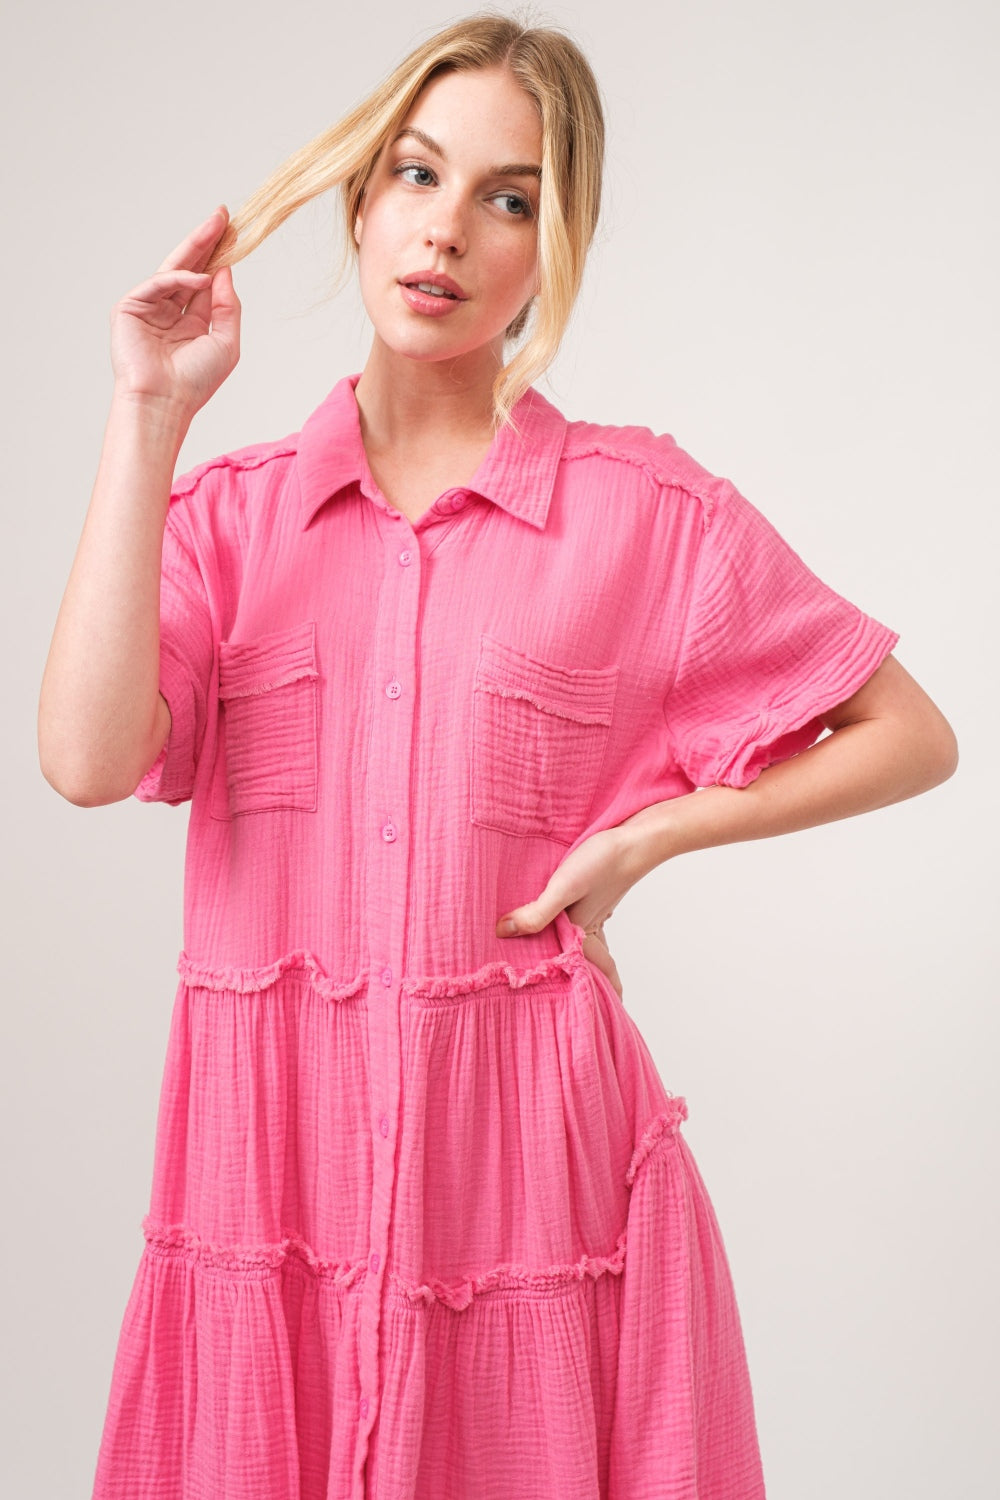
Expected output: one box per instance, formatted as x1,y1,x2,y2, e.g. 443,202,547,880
205,10,605,430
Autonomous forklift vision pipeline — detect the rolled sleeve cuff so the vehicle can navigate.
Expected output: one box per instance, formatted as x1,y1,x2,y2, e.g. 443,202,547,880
133,647,201,805
699,617,900,790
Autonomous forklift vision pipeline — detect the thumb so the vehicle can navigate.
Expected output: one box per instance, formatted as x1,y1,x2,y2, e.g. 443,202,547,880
209,263,240,331
496,896,551,938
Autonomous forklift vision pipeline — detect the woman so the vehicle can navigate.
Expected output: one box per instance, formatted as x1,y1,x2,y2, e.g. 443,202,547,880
39,13,957,1500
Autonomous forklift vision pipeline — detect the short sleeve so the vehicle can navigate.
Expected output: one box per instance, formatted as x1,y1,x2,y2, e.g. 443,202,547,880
133,502,214,806
663,479,899,789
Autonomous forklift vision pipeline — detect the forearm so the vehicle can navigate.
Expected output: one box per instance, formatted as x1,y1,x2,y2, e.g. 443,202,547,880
38,394,190,805
621,661,958,878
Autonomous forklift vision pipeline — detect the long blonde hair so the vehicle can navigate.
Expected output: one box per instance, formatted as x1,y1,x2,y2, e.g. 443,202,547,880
205,10,605,430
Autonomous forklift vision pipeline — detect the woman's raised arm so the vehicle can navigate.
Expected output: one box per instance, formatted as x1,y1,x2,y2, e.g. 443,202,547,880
38,208,239,806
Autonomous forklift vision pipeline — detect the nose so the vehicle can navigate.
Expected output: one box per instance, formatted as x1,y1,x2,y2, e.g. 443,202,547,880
423,194,466,257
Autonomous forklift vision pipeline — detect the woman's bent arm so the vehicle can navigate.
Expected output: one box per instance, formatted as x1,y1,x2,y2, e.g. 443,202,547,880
495,655,956,998
38,395,190,806
620,655,959,878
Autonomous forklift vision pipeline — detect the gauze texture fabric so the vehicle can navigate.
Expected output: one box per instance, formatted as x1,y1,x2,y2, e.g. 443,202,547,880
91,373,898,1499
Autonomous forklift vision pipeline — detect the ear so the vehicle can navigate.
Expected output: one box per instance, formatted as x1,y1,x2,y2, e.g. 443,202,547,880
353,214,362,245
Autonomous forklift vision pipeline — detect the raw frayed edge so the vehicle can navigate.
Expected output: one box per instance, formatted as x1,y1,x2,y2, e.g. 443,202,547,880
177,949,367,1002
141,1217,628,1307
402,943,584,1002
625,1098,690,1188
176,944,586,1002
141,1217,365,1285
478,680,611,727
393,1226,629,1310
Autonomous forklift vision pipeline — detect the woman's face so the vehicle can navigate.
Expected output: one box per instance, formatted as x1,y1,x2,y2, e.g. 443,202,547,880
354,66,543,371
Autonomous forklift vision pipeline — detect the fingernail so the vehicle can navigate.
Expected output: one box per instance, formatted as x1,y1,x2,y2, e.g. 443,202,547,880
499,918,518,935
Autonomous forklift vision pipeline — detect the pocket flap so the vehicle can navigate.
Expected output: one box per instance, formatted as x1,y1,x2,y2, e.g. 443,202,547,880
476,634,618,726
218,621,319,700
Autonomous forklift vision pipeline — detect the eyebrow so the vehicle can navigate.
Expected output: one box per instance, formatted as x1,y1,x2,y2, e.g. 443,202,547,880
390,126,542,179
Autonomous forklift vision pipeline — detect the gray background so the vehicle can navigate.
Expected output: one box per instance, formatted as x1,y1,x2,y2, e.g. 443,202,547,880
5,0,997,1494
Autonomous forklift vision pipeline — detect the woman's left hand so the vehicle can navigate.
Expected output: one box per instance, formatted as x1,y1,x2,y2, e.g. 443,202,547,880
495,825,643,998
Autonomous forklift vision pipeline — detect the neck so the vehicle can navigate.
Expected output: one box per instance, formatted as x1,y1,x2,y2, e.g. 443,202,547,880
352,337,504,457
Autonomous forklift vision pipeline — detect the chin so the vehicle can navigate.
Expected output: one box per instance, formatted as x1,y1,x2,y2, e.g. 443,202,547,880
373,325,492,366
383,339,471,365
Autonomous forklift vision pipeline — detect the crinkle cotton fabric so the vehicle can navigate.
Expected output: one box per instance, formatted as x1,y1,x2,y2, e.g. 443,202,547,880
91,374,898,1500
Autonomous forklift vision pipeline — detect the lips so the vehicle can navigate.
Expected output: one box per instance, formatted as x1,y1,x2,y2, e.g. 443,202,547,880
399,270,468,301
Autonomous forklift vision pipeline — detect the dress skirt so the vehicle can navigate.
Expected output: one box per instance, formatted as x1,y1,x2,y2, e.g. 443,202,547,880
91,912,766,1499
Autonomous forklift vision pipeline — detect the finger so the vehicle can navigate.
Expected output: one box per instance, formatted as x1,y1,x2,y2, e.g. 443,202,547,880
180,279,214,326
155,205,231,277
118,269,214,323
181,259,235,327
122,269,214,305
156,207,230,276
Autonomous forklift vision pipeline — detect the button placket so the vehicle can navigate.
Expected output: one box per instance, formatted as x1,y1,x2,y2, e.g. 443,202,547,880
353,510,422,1492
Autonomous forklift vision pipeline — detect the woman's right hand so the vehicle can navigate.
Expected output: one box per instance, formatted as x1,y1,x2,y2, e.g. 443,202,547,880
109,206,241,420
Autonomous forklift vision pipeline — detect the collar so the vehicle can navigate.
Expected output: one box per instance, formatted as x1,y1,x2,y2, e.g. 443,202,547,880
296,372,568,531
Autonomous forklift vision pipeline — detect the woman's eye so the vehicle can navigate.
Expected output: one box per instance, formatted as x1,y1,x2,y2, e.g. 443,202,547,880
396,163,435,187
492,192,533,219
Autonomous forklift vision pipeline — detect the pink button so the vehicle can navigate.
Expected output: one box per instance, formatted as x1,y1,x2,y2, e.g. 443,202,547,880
379,1115,389,1137
369,1252,380,1275
398,549,412,566
385,679,402,698
451,492,467,510
380,965,393,986
381,821,397,842
359,1396,369,1419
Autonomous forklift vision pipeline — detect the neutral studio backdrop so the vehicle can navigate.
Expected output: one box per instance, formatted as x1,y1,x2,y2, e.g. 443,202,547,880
3,0,997,1494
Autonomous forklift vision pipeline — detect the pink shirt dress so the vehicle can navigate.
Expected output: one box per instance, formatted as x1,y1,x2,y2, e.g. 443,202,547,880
91,373,898,1499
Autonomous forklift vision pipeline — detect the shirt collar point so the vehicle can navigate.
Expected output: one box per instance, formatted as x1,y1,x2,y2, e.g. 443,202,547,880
296,374,566,531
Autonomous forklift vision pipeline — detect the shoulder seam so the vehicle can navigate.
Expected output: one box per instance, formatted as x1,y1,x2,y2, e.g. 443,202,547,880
560,439,719,528
172,443,298,500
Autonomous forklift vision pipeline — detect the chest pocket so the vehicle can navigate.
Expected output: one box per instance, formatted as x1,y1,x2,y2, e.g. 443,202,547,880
210,620,320,819
470,634,619,844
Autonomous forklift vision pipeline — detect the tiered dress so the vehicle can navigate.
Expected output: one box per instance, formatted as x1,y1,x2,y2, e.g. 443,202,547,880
91,373,897,1499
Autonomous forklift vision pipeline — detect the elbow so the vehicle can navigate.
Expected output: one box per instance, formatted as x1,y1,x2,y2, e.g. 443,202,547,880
37,738,137,807
906,706,959,795
39,756,130,807
928,715,959,787
864,658,960,796
38,733,89,805
38,703,153,807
